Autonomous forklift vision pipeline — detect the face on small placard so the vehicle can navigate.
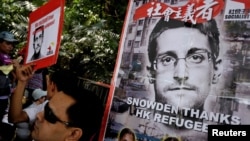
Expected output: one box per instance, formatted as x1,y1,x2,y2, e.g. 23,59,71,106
33,30,43,54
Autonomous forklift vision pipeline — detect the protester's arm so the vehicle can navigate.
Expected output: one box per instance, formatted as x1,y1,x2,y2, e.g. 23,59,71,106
8,64,34,123
10,58,21,88
8,79,29,123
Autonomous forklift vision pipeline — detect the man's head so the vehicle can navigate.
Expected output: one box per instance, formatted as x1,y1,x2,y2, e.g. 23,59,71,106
0,31,18,54
31,88,103,141
147,18,221,109
33,26,44,56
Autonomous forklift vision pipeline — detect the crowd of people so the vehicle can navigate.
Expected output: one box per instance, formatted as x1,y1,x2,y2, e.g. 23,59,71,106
0,31,104,141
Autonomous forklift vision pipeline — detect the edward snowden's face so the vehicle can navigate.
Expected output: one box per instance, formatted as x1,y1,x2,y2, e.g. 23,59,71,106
153,27,216,109
33,30,43,54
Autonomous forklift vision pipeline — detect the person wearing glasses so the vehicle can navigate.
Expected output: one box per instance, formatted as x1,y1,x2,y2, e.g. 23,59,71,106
146,18,222,140
9,65,103,141
29,25,45,61
32,86,103,141
9,68,79,125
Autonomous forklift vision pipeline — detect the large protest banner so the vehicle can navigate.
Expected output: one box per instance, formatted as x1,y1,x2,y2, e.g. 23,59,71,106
101,0,250,141
24,0,65,70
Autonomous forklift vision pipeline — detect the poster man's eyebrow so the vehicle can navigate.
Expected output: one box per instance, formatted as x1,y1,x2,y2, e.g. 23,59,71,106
157,51,177,58
157,48,209,58
187,48,209,55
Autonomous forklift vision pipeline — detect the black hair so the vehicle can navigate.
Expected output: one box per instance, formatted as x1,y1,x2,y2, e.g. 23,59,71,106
49,69,79,95
33,25,44,42
49,70,103,140
67,88,103,141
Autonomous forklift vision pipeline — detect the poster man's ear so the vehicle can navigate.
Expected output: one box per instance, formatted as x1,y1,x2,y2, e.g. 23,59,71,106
148,74,155,84
212,59,222,84
147,66,155,84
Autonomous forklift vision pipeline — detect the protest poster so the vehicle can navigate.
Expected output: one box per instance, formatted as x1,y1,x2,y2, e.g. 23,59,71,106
24,0,65,70
101,0,250,141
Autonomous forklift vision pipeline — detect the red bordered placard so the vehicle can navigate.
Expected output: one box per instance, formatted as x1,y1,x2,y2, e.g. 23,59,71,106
24,0,65,70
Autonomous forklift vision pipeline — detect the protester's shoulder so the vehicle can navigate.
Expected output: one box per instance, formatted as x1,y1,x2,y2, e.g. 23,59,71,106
23,101,47,123
24,101,47,112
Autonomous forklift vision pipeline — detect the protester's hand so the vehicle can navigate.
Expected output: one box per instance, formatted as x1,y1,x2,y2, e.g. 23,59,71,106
12,59,21,68
15,64,35,82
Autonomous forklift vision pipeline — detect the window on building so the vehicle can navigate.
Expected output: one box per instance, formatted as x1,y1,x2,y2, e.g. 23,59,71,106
133,41,140,48
138,20,144,26
135,1,140,7
231,99,239,111
151,19,157,24
128,26,133,34
128,40,132,46
136,30,142,36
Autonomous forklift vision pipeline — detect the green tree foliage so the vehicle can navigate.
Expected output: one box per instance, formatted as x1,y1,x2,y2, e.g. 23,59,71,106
0,0,128,84
102,0,128,34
